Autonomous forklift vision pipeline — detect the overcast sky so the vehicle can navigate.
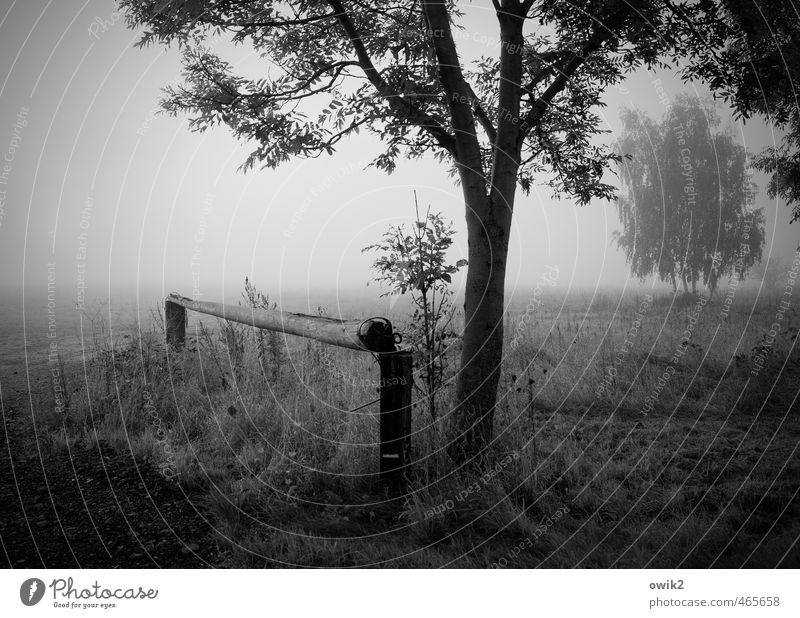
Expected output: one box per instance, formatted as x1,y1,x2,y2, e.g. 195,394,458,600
0,0,796,308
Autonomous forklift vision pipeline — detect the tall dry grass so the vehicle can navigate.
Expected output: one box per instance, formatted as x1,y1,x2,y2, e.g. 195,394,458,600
40,284,799,567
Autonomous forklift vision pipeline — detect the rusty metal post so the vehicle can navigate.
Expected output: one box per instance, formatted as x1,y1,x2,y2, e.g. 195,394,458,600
378,349,413,492
165,299,186,350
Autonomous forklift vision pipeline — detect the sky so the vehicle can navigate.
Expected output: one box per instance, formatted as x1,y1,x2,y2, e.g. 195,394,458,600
0,0,797,311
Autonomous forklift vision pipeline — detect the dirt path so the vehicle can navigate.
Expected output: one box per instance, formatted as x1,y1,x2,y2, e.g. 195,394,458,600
0,369,222,568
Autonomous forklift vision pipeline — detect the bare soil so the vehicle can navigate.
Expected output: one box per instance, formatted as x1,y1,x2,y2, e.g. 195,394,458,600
0,369,221,568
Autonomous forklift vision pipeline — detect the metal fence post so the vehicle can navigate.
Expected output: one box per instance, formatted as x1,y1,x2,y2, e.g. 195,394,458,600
165,300,186,350
378,350,413,492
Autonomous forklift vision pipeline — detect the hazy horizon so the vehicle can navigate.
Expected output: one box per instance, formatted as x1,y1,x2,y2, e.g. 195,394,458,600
1,1,798,306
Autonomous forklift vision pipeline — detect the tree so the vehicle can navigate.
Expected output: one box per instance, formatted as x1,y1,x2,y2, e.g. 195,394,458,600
752,255,789,290
615,94,765,295
613,107,682,291
119,0,738,464
674,0,800,223
363,193,466,426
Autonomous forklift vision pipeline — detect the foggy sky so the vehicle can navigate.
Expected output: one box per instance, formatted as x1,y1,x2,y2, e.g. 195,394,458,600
0,0,796,309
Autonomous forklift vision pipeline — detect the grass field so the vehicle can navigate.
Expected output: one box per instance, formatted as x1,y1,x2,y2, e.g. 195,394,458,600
35,283,800,567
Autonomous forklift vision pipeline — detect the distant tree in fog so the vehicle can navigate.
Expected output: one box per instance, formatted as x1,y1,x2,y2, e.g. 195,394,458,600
614,94,765,296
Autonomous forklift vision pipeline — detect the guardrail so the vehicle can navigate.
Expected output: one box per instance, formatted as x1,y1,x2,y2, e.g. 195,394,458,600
164,293,412,491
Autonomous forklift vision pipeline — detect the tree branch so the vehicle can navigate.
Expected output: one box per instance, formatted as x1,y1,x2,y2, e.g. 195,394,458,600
465,83,498,144
420,0,484,180
231,11,340,29
661,0,730,88
517,9,628,147
327,0,457,155
488,3,526,203
269,61,360,102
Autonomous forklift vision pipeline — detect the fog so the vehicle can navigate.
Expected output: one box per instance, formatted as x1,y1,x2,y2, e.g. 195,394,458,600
0,1,796,312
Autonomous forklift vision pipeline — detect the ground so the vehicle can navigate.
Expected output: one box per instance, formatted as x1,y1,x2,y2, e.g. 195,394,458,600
1,370,219,568
1,287,798,567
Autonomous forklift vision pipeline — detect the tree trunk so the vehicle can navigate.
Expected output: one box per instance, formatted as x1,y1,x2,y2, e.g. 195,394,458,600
681,271,689,294
446,7,524,466
448,186,513,465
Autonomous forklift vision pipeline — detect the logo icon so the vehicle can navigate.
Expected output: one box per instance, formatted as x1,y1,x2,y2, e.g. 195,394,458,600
20,578,45,606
